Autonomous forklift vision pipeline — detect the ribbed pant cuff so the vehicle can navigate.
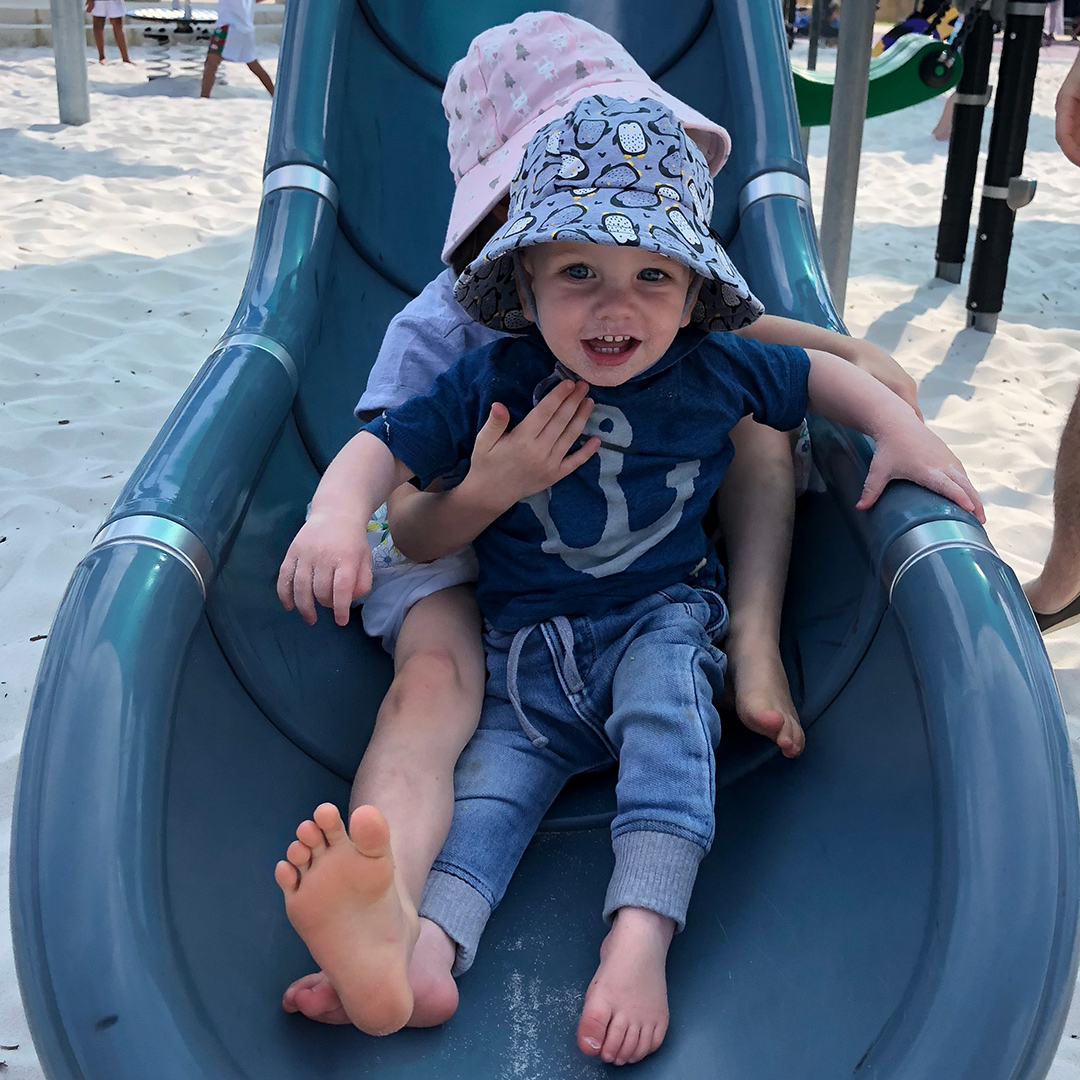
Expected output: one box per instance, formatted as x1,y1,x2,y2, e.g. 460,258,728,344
603,830,705,932
418,869,492,976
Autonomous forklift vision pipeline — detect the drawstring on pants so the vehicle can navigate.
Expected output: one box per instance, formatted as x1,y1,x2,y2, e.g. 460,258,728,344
505,615,584,749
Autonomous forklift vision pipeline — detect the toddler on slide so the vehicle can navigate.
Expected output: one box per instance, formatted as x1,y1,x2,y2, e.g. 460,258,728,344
277,93,982,1064
274,9,923,1049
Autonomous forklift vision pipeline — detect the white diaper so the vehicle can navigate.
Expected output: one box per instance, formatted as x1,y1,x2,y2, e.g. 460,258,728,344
360,504,479,652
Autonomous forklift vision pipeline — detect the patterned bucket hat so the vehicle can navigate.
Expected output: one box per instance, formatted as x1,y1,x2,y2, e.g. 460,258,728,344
454,96,763,334
441,11,732,265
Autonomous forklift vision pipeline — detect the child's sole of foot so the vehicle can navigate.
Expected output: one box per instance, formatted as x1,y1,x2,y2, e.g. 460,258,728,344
274,803,416,1036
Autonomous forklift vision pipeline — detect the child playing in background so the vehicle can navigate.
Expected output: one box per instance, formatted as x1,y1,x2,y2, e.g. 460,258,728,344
274,9,923,1037
85,0,133,65
275,95,983,1064
199,0,273,98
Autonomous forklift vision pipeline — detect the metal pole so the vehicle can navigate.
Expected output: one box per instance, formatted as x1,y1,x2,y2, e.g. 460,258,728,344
50,0,90,125
818,0,877,313
935,9,995,281
808,0,825,70
799,0,827,157
965,0,1045,332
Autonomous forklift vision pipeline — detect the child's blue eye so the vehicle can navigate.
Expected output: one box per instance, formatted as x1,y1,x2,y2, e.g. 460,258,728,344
564,264,592,280
639,267,667,282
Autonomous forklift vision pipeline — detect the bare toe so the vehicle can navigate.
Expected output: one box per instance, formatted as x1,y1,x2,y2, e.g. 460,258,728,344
615,1022,641,1066
600,1011,629,1063
349,804,393,857
274,859,300,894
286,838,314,870
576,998,610,1056
295,818,326,853
312,802,349,844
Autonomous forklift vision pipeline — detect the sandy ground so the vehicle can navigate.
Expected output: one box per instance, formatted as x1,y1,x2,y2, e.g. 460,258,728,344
1,34,1080,1079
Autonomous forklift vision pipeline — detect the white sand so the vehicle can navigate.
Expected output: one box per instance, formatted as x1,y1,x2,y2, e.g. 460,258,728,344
2,37,1080,1079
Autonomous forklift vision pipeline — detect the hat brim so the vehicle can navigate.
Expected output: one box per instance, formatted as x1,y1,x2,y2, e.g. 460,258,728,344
441,80,731,265
454,214,763,335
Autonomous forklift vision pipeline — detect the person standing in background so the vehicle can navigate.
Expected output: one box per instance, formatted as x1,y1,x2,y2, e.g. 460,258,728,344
1044,0,1065,43
86,0,133,64
1025,52,1080,630
199,0,273,98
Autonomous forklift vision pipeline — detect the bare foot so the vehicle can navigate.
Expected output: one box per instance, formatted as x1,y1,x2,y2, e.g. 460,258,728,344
97,57,107,64
724,625,805,758
274,803,417,1035
280,918,459,1029
576,908,674,1066
123,58,136,65
404,918,459,1027
282,971,349,1024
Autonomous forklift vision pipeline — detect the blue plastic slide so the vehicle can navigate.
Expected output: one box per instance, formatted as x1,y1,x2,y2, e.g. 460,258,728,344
12,2,1080,1078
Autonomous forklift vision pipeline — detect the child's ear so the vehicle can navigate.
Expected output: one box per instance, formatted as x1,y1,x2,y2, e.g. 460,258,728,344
680,275,704,327
513,251,538,324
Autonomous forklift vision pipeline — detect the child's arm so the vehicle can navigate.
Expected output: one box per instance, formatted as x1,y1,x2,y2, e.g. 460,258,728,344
805,349,984,521
276,430,415,626
739,315,922,419
387,379,600,563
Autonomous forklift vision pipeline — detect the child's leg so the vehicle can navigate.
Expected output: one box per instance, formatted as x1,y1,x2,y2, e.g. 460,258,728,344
1027,382,1080,616
199,48,222,97
92,15,106,61
715,416,805,757
414,623,597,986
109,17,132,63
246,59,274,95
275,584,485,1033
578,590,724,1065
350,583,484,905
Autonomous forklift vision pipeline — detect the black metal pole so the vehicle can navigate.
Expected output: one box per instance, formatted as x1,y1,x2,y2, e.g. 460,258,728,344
808,0,824,70
935,9,995,281
965,1,1046,332
798,0,827,157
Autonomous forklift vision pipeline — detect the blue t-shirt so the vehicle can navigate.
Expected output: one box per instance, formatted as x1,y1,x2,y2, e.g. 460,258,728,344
366,327,810,631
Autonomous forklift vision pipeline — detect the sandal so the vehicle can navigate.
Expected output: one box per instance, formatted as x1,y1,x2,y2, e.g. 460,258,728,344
1033,593,1080,635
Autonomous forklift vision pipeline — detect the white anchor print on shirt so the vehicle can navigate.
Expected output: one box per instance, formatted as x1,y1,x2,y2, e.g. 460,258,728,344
523,403,701,578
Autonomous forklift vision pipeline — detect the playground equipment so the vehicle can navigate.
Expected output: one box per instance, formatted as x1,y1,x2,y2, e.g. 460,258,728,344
13,2,1078,1078
934,0,1043,333
793,28,963,127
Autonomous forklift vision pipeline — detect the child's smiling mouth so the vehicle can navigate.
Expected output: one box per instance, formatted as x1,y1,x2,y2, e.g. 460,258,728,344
582,335,640,364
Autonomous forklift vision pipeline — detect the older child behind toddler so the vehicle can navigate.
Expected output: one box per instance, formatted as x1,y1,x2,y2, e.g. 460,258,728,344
276,95,983,1065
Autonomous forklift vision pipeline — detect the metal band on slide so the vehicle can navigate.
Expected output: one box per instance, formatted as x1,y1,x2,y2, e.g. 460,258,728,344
954,90,992,107
262,164,340,214
738,172,812,216
982,184,1011,200
1006,0,1048,13
91,515,214,598
212,331,299,391
881,520,997,602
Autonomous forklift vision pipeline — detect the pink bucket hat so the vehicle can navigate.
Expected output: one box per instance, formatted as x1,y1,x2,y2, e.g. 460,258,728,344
441,11,731,265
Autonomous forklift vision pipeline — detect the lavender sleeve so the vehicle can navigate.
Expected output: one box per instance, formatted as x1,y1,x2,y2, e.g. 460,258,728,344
355,270,507,418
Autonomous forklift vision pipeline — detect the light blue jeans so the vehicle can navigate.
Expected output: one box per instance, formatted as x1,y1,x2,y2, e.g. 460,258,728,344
419,582,728,975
